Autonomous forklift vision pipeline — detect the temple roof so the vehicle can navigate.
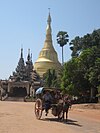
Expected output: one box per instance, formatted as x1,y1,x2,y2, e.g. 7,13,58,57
9,49,41,82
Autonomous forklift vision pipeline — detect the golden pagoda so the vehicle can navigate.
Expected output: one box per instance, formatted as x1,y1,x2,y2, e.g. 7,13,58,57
34,12,61,77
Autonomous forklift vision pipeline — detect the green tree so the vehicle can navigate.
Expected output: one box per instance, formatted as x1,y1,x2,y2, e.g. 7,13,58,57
43,69,52,87
60,58,82,96
69,29,100,58
79,46,100,100
57,29,100,102
57,31,69,65
69,36,82,57
43,69,59,88
69,29,100,101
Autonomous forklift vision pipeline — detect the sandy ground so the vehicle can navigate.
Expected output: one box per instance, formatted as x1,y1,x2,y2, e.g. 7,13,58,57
0,101,100,133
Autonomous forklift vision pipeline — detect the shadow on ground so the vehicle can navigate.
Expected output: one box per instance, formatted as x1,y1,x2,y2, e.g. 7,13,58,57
40,117,82,127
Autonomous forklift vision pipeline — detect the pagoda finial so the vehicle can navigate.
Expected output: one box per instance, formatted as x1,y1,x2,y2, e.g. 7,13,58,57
47,8,51,25
27,49,30,61
21,48,23,58
48,8,50,13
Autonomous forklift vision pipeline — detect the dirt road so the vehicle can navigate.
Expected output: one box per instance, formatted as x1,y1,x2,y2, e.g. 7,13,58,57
0,101,100,133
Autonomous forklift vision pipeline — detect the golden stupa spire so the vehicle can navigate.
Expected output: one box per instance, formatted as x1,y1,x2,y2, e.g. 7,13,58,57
43,9,54,51
34,11,61,77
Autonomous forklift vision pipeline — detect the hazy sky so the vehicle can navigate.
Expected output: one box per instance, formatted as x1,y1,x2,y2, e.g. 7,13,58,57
0,0,100,79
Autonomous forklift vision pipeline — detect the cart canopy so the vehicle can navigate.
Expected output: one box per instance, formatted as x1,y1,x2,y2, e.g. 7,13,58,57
35,87,44,95
35,87,60,95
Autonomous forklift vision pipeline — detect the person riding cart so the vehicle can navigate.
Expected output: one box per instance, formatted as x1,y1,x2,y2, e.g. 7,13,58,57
42,90,53,116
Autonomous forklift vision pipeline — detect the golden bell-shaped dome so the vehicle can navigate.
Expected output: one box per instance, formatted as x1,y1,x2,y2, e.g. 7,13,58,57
34,12,61,77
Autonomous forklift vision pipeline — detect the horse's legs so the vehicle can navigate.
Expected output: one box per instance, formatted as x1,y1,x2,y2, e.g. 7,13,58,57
65,108,68,121
61,110,65,121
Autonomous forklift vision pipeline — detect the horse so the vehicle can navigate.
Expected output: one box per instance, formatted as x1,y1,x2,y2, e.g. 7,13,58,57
62,95,71,121
51,94,71,121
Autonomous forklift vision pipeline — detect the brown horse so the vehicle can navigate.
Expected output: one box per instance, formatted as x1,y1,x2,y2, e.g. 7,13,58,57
62,95,71,121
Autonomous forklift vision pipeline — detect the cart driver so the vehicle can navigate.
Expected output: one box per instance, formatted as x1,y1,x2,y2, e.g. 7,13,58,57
42,90,53,116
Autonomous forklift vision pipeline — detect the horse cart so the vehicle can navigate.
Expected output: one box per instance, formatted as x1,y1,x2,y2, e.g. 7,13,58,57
34,87,64,120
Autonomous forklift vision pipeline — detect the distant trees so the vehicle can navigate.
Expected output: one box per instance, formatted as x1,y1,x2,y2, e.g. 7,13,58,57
43,69,59,88
69,29,100,57
59,29,100,103
57,31,69,65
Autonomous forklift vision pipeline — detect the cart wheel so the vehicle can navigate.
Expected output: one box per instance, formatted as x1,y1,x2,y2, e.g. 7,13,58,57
35,98,43,119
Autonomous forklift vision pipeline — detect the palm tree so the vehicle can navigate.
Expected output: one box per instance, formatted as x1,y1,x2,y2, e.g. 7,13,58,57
57,31,69,65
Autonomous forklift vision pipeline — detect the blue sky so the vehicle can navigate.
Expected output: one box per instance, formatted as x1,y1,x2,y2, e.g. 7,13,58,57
0,0,100,79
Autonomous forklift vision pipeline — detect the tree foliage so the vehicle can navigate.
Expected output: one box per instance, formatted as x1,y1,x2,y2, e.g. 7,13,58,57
60,29,100,102
69,29,100,57
43,69,59,88
57,31,69,64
